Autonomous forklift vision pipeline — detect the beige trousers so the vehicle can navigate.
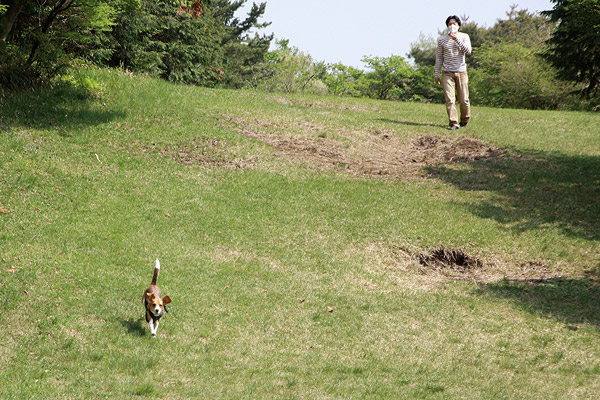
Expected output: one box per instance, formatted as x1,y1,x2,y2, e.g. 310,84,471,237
442,71,470,126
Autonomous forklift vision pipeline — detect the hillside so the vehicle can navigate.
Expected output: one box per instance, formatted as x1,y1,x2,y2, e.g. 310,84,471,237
1,67,599,399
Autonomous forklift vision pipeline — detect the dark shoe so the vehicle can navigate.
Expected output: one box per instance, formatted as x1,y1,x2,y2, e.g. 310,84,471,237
448,124,460,130
459,121,469,127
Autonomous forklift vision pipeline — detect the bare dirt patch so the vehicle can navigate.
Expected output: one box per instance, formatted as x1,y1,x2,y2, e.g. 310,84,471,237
222,114,504,179
411,135,503,164
391,245,571,284
415,247,484,273
395,246,486,280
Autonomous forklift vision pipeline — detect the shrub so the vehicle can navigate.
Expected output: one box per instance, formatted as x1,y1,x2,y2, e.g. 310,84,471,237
471,42,574,109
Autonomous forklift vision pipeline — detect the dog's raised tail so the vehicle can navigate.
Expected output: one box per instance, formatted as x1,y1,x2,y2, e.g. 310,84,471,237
151,258,160,285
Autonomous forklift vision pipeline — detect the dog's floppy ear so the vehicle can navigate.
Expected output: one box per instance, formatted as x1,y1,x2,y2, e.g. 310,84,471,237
146,292,155,302
162,296,171,305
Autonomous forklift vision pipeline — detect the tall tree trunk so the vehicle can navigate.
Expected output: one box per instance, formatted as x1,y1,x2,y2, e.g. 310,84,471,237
1,0,23,42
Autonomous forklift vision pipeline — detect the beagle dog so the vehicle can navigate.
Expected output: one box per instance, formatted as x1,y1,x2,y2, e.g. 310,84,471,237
142,259,171,336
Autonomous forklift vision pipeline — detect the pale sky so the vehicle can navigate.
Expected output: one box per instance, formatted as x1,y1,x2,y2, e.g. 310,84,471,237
239,0,555,68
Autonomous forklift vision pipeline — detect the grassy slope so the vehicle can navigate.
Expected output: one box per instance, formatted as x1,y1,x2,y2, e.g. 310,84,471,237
1,67,599,399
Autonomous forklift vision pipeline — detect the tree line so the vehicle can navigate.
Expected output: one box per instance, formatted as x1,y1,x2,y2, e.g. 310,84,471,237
1,0,598,110
0,0,272,89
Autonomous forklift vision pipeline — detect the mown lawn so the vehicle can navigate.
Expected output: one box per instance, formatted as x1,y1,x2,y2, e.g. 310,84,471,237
1,67,599,399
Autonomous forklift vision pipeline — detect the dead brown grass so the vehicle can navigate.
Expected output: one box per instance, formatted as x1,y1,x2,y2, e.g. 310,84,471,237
112,138,257,170
222,114,504,179
274,97,374,112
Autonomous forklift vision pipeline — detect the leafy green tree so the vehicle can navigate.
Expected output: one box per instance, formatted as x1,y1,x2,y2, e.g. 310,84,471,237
408,34,437,67
360,55,412,100
543,0,600,97
472,42,573,109
0,0,137,88
323,63,364,97
485,6,554,48
261,39,327,94
3,0,138,63
465,7,578,109
402,65,444,103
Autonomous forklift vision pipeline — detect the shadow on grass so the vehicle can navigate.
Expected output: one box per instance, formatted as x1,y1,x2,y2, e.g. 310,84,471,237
121,318,147,337
479,270,600,328
377,118,442,128
0,82,125,134
425,149,600,241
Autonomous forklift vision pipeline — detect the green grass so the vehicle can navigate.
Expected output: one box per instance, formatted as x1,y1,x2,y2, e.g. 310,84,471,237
1,66,599,399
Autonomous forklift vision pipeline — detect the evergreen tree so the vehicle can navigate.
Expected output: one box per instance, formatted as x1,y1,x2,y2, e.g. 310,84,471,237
211,0,273,88
543,0,600,97
106,0,271,87
107,0,224,85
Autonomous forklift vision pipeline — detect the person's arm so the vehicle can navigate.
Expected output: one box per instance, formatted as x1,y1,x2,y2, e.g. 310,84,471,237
434,39,443,84
451,33,471,56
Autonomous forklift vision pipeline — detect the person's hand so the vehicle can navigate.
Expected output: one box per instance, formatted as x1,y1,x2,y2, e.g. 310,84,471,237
435,77,441,85
449,32,458,40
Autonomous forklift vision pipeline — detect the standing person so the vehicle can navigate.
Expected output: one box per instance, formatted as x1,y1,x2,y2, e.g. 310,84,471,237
435,15,472,130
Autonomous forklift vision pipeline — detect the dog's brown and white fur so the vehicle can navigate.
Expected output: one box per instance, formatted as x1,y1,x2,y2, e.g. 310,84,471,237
142,259,171,337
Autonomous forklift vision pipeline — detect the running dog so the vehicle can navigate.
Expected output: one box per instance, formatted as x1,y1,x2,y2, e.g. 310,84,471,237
142,259,171,337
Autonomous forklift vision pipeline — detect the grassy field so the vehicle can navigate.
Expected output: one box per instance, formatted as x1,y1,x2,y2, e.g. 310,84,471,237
1,67,599,399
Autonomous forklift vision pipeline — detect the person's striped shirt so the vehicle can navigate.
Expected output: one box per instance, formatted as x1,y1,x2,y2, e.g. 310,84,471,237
434,33,472,78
